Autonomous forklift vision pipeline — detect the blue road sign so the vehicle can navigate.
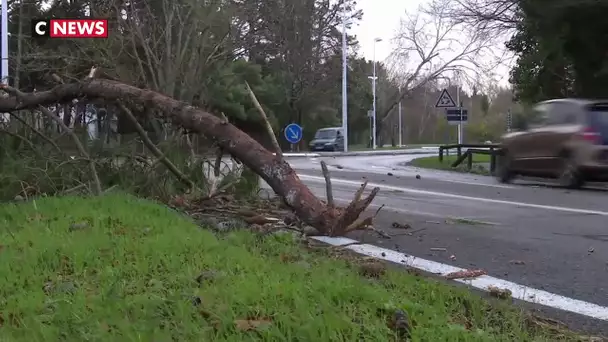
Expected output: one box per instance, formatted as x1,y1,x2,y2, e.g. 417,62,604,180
446,108,468,122
284,123,303,144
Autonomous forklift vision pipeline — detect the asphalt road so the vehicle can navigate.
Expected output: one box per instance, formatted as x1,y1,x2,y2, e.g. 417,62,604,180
281,153,608,335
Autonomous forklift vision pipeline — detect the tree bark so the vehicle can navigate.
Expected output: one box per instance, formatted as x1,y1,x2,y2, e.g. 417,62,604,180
0,79,378,236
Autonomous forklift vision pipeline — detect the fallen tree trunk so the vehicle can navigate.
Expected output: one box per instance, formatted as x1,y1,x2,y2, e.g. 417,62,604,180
0,79,379,236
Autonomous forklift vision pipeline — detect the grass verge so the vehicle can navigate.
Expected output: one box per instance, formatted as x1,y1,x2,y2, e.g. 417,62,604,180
409,154,492,175
0,194,580,341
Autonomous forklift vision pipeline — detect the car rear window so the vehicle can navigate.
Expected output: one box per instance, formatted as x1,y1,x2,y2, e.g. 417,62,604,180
587,104,608,144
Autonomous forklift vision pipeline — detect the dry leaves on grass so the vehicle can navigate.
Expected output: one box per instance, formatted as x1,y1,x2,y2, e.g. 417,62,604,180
280,253,300,263
234,318,272,331
487,285,512,299
358,261,387,278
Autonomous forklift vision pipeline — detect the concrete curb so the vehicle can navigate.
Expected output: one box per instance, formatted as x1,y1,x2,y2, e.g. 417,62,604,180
277,153,321,158
316,150,438,157
271,147,441,158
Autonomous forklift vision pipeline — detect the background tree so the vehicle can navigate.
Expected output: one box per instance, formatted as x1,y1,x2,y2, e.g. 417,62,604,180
446,0,608,104
376,0,495,146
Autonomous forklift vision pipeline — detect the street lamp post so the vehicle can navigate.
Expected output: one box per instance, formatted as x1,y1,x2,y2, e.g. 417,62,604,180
1,0,8,86
367,75,376,147
398,87,402,147
371,37,381,149
341,7,348,152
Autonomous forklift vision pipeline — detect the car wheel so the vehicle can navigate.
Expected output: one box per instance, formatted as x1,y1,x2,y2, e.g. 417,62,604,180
496,151,515,183
558,156,584,189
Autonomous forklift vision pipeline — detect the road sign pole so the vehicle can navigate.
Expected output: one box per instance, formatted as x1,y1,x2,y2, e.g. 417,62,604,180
398,89,402,147
457,85,462,144
367,110,373,148
1,0,7,87
341,8,348,152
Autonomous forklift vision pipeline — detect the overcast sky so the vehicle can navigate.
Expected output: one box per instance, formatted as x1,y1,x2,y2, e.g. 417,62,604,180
352,0,423,62
351,0,513,87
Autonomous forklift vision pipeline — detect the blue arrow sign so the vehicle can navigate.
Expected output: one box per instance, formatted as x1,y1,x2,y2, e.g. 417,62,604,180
284,123,303,144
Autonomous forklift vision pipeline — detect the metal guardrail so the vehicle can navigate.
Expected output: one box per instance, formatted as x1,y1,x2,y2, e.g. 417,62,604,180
438,144,502,174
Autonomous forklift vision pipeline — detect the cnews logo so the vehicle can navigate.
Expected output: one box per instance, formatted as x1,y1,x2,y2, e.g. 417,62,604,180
31,19,108,38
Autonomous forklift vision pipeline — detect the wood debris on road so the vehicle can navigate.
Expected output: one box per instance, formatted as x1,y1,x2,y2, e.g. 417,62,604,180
445,269,487,280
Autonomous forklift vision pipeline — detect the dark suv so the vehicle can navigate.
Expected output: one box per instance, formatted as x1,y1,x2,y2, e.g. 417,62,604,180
496,99,608,188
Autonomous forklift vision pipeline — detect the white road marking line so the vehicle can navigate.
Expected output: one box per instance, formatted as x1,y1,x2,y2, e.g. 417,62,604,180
278,153,321,157
298,174,608,216
322,165,515,189
311,236,608,321
436,178,516,189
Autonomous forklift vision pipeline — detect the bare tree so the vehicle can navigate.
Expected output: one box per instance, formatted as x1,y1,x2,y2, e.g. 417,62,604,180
380,0,496,126
116,0,237,102
444,0,519,35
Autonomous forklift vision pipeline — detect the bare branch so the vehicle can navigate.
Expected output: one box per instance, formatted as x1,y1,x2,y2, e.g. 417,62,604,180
2,84,102,195
382,0,498,122
245,81,283,159
320,161,334,206
7,112,62,152
117,102,196,191
446,0,519,35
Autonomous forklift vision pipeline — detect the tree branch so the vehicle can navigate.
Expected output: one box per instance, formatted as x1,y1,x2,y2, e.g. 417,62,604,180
245,81,283,159
7,112,62,152
320,161,333,206
117,102,196,191
1,84,103,195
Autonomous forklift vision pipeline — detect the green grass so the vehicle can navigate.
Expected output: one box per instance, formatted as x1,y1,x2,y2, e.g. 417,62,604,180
409,154,492,175
0,194,577,341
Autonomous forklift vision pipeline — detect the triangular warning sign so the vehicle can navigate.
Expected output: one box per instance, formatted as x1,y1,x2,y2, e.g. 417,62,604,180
435,89,456,108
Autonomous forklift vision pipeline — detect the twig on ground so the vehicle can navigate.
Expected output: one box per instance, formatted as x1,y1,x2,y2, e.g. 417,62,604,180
372,227,391,239
374,204,385,217
245,81,282,159
320,161,334,206
117,102,196,191
409,227,427,234
334,242,363,249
